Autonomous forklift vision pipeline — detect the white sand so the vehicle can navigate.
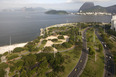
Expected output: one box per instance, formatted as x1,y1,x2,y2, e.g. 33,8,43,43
44,41,53,47
0,43,27,54
44,35,69,48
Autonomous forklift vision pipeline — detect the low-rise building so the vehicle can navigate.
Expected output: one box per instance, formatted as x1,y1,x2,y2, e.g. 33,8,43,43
111,15,116,31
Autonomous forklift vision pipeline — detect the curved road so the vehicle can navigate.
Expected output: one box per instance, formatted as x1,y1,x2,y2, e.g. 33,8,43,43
68,28,89,77
95,30,114,77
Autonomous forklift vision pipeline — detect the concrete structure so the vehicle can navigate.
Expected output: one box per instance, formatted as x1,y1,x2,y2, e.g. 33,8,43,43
111,15,116,31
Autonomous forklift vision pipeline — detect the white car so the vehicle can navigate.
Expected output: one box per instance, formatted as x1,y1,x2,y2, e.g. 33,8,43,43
104,45,107,47
109,56,112,59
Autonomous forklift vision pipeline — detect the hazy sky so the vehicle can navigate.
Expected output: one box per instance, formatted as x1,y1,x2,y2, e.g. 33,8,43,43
0,0,116,10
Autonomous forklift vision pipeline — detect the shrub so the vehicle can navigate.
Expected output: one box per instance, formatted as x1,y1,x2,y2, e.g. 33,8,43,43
51,39,58,42
52,44,64,49
98,44,103,52
3,52,8,56
89,47,95,55
107,42,113,49
42,40,47,44
62,42,72,48
7,54,19,60
43,47,54,53
13,47,24,53
58,35,64,39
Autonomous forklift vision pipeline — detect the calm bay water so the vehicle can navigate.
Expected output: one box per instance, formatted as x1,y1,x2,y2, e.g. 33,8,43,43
0,11,112,46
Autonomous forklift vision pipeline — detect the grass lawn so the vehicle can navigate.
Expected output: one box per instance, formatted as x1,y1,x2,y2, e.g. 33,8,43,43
37,40,47,51
58,46,82,77
80,28,104,77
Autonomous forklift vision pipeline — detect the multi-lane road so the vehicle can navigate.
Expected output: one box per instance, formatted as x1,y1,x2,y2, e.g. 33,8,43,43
68,28,89,77
95,30,115,77
68,27,115,77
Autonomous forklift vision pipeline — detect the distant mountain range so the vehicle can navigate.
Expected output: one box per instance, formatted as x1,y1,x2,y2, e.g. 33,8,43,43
79,2,116,14
2,7,46,12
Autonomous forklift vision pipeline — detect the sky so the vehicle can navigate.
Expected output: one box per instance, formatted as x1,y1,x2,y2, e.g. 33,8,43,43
0,0,116,10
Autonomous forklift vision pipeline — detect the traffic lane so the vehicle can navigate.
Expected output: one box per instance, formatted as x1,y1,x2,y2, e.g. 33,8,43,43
95,31,114,77
68,51,87,77
75,53,87,77
68,28,88,77
71,52,87,77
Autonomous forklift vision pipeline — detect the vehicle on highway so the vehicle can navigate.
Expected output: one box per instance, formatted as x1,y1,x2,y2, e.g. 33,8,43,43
80,60,82,62
104,44,107,47
75,68,77,71
109,56,112,59
82,37,84,39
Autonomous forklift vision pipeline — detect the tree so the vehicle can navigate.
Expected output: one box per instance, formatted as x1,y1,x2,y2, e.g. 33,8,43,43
58,35,64,39
3,52,8,56
42,40,47,44
98,44,103,52
20,69,27,77
7,54,19,60
0,69,6,77
107,42,113,49
22,54,36,69
43,47,54,53
62,42,72,48
46,72,56,77
89,47,95,55
51,39,58,42
13,47,24,53
25,42,35,52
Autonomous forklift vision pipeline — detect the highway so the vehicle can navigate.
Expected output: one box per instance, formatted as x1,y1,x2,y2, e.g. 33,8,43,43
68,28,88,77
95,30,115,77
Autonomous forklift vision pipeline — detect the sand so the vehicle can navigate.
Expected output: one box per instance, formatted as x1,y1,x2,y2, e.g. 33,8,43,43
0,43,27,54
44,35,69,47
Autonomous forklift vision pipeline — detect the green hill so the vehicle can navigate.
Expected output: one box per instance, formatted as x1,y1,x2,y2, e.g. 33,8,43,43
45,10,68,15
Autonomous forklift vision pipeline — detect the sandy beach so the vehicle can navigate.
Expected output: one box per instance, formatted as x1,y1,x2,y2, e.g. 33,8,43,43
0,43,27,54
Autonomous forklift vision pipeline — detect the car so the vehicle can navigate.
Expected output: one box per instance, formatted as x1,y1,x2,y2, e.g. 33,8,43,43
104,45,107,47
109,56,112,59
75,68,77,71
80,60,82,62
82,37,84,39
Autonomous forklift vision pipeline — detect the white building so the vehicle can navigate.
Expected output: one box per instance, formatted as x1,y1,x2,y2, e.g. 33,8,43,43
111,15,116,31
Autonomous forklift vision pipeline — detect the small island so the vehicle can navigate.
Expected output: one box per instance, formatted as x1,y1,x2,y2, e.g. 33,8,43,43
45,10,68,15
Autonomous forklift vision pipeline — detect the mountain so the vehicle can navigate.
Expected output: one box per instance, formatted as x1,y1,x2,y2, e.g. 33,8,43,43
20,7,46,12
45,10,68,14
81,5,107,12
106,5,116,14
79,2,94,12
78,2,116,14
33,7,46,12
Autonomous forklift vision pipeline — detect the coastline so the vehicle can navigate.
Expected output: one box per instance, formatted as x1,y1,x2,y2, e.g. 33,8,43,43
0,22,108,54
0,22,81,55
0,23,70,54
0,42,27,54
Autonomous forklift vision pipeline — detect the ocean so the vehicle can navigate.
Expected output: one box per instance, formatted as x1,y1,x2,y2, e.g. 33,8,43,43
0,11,112,46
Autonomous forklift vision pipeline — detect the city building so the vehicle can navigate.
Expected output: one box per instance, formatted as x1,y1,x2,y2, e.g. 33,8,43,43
111,15,116,31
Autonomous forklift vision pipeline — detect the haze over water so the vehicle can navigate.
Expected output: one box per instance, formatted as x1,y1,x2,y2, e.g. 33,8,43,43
0,11,111,46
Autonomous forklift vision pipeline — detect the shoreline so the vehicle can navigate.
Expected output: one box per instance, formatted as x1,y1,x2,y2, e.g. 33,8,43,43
0,23,70,54
0,42,27,54
0,22,107,54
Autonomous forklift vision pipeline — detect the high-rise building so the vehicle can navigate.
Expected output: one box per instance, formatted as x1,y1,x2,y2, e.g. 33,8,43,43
111,15,116,31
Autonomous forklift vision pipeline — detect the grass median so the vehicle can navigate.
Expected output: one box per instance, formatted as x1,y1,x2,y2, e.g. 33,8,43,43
58,46,82,77
80,28,104,77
